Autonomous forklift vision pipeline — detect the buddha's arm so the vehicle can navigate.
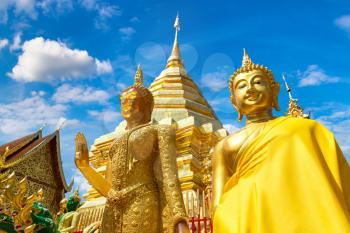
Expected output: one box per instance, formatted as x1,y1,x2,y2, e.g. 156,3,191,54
157,125,189,229
75,133,111,197
76,165,111,197
212,140,229,216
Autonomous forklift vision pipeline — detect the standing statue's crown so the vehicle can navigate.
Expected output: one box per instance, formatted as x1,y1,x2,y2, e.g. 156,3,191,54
121,65,154,111
229,49,275,94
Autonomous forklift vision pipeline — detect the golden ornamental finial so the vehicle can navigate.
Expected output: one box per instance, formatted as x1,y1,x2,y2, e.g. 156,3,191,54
282,74,293,100
174,12,180,36
282,74,310,119
166,13,184,68
242,48,253,67
134,64,144,87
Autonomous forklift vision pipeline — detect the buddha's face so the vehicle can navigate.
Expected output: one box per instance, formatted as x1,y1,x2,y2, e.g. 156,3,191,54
120,88,145,121
231,70,278,115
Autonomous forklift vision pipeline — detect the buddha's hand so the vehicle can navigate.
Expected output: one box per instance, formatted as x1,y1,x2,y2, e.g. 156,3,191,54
75,132,90,168
176,221,190,233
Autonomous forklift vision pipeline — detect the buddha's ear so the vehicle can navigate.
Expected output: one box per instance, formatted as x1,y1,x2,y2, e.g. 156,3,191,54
272,82,280,112
230,95,243,121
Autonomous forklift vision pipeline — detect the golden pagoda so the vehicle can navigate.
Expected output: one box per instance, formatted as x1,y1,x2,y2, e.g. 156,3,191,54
77,15,227,229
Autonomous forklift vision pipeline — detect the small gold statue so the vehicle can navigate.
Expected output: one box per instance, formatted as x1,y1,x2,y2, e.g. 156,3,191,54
75,65,189,233
57,189,81,233
56,198,68,221
211,49,350,233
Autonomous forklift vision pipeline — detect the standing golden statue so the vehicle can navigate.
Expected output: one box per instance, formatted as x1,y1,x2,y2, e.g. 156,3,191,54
75,65,189,233
212,49,350,233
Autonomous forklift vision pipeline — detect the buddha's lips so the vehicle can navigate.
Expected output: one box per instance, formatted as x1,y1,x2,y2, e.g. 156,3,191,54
245,94,259,101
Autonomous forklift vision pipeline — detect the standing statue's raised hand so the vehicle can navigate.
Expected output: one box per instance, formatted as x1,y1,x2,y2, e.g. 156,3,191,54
75,132,89,168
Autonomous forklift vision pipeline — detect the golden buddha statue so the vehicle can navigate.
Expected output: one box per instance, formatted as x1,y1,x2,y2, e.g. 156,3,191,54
56,198,68,221
57,189,81,233
212,49,350,233
75,65,189,233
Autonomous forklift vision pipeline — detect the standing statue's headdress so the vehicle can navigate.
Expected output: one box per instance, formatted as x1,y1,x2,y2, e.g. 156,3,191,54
121,64,154,112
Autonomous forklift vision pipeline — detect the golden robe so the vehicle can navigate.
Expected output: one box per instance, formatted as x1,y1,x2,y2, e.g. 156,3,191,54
214,116,350,233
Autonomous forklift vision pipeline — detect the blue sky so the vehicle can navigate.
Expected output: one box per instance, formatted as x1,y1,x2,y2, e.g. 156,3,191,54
0,0,350,195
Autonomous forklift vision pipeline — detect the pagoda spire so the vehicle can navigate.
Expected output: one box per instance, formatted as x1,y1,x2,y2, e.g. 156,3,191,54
166,13,184,68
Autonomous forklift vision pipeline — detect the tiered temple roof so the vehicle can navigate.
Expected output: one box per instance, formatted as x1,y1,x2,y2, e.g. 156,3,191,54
0,130,71,213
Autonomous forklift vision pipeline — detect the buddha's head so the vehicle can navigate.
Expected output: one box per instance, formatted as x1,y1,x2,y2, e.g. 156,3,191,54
120,65,154,123
229,49,280,121
66,189,80,212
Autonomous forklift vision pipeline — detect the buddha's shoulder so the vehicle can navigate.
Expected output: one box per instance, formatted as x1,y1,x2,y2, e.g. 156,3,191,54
278,116,324,130
214,131,245,155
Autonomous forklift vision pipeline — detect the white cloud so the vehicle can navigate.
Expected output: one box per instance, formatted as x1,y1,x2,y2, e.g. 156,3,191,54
53,84,111,104
0,0,120,25
80,0,96,10
80,0,121,30
97,3,120,18
13,0,36,16
88,109,120,123
55,116,80,130
72,168,91,194
119,27,136,40
223,123,240,134
335,15,350,34
0,38,9,50
130,16,139,23
208,97,231,108
37,0,74,15
297,65,340,87
201,70,229,92
8,37,112,82
112,55,135,77
9,32,22,51
96,59,113,74
308,103,350,160
134,42,166,77
0,0,36,23
116,82,127,92
0,91,77,135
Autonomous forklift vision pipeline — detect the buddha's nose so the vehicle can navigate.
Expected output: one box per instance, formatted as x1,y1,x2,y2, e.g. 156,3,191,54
246,86,256,94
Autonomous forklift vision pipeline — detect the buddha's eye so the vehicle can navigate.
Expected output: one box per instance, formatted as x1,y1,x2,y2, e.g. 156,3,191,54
237,83,246,89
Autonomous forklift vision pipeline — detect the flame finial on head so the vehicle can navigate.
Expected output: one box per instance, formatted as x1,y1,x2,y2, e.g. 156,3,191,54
242,48,253,67
134,64,144,87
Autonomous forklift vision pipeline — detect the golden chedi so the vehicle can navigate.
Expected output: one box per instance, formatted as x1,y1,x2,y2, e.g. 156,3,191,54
75,65,190,233
212,49,350,233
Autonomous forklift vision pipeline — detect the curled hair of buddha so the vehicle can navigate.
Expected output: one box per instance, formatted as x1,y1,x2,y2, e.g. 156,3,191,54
121,64,154,112
229,48,277,95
